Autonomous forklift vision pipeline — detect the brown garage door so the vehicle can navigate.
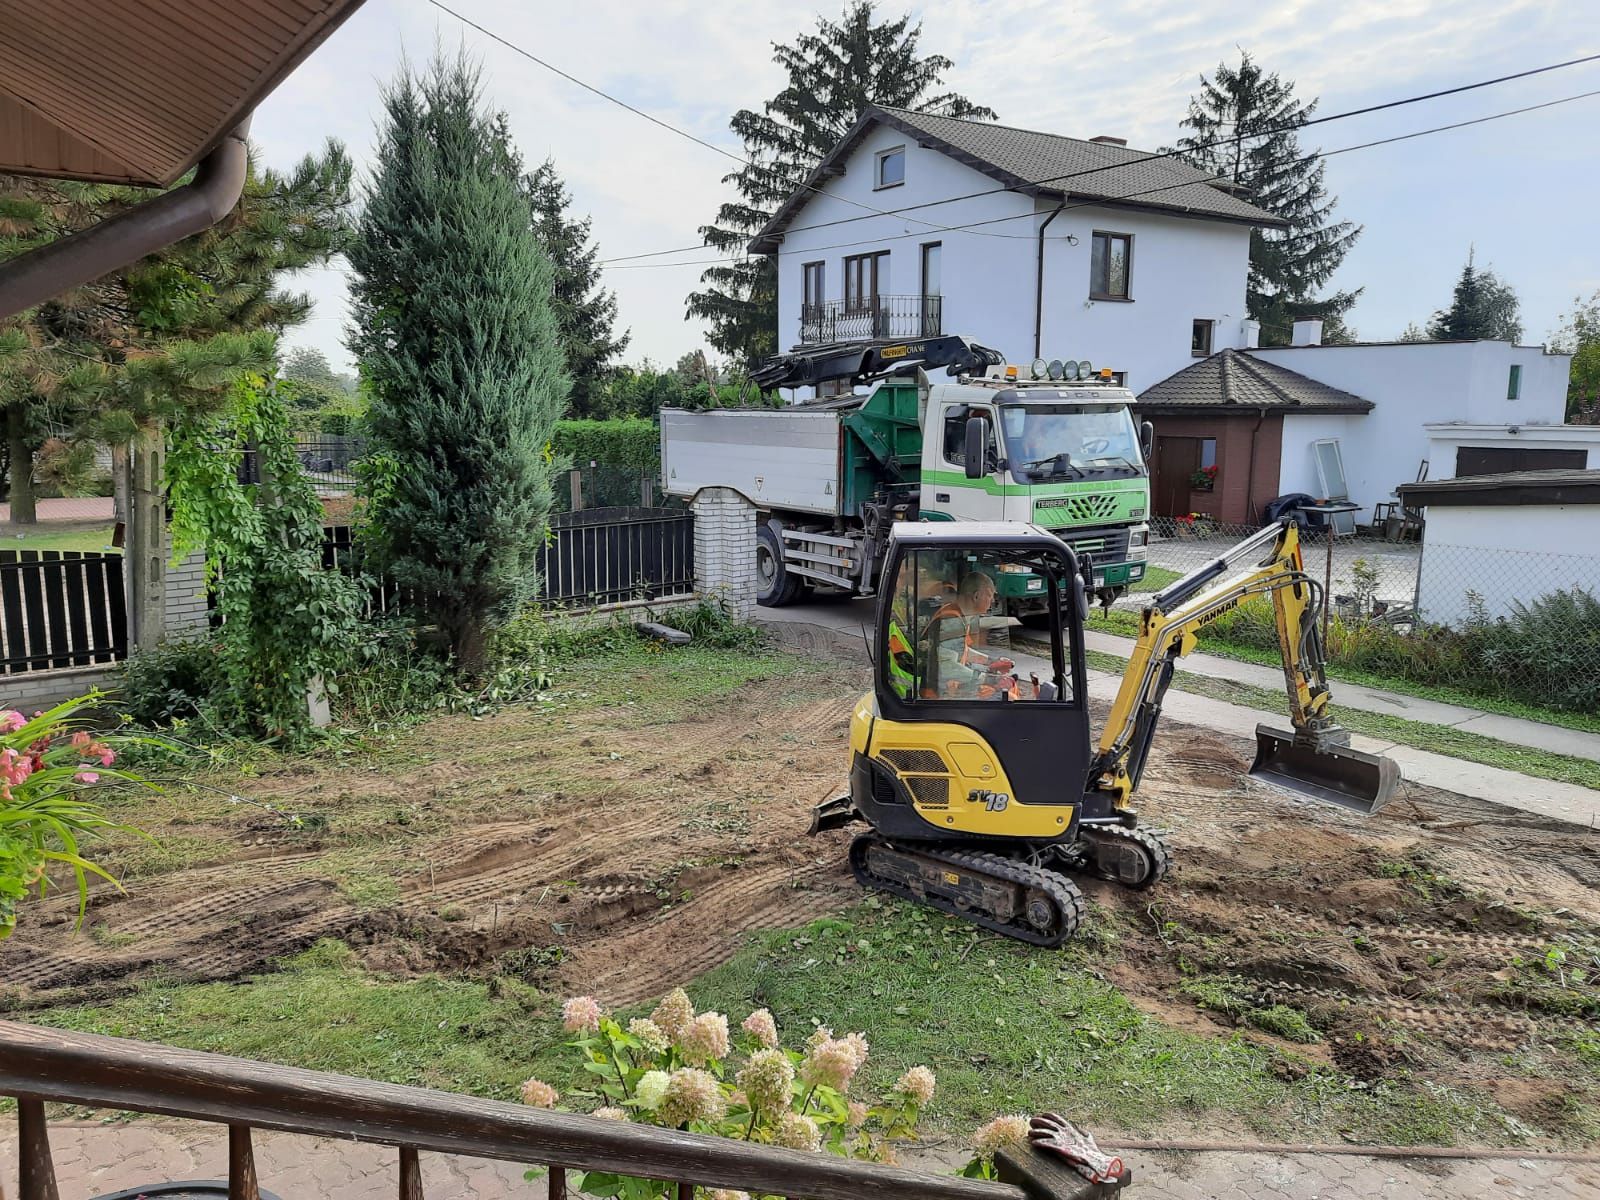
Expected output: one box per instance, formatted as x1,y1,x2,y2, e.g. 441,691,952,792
1455,446,1587,476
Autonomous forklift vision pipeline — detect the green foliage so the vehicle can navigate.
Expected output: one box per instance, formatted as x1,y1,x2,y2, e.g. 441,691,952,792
1173,52,1361,340
1427,249,1522,342
347,52,569,675
553,419,659,470
119,637,227,728
336,620,552,725
165,374,365,740
687,2,994,367
521,157,629,418
1552,290,1600,421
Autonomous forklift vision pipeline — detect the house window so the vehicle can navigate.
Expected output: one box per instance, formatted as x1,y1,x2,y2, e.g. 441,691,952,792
1090,231,1132,300
1191,319,1214,356
843,251,887,313
802,262,825,311
1200,438,1217,470
876,147,905,189
1507,364,1522,400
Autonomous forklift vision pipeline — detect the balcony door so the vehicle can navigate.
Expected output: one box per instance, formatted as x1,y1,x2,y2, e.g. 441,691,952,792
843,251,888,333
920,242,941,336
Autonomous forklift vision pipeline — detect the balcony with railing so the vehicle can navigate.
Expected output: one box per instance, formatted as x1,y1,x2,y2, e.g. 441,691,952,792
799,295,942,344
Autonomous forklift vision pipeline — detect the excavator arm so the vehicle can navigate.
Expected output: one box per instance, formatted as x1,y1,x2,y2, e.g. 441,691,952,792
1087,519,1398,815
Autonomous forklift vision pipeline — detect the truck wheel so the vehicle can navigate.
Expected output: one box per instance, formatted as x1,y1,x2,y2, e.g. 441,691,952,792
757,523,803,607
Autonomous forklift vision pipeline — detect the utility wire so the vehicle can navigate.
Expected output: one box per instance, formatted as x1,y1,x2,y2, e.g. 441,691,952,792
600,86,1600,269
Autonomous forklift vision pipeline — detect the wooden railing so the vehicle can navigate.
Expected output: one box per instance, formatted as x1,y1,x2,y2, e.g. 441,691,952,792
0,1022,1128,1200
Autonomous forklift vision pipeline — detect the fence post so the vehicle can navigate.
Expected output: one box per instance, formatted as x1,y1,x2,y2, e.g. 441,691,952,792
569,469,583,513
124,429,167,652
690,487,756,621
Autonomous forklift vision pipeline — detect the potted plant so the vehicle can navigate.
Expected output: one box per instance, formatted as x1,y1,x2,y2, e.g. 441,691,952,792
1189,464,1218,492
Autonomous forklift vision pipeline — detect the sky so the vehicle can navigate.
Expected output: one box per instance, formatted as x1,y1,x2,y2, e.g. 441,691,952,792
254,0,1600,375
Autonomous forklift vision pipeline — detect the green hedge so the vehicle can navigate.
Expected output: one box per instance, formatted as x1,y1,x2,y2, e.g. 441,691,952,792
552,419,658,470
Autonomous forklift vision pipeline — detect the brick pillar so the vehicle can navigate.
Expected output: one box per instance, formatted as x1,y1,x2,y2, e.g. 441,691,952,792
690,487,757,621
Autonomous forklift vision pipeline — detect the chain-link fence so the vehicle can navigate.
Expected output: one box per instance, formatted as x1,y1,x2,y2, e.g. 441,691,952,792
1121,518,1600,716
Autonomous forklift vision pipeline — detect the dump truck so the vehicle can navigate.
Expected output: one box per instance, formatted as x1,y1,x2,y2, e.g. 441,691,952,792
660,336,1153,616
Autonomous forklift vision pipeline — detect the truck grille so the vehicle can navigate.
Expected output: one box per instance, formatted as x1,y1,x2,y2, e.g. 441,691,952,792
1035,492,1120,522
1063,525,1131,563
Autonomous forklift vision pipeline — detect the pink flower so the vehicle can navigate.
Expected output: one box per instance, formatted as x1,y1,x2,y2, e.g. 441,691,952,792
799,1035,864,1093
846,1101,869,1127
562,995,603,1035
74,771,100,785
896,1066,936,1106
841,1031,869,1070
741,1007,779,1049
679,1011,730,1066
1,747,33,788
519,1078,559,1108
71,730,91,748
0,711,24,734
99,747,116,767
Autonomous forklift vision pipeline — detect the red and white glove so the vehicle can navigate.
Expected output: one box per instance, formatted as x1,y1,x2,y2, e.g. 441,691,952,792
1028,1113,1124,1184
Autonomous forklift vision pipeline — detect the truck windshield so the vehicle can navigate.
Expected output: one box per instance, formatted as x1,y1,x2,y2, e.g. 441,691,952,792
1000,404,1145,482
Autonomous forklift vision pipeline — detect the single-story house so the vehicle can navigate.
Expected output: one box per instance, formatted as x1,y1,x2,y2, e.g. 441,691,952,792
1397,469,1600,624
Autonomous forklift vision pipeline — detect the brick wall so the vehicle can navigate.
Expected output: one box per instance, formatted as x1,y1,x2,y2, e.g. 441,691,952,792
1147,412,1285,525
0,664,122,711
164,548,210,640
690,487,757,620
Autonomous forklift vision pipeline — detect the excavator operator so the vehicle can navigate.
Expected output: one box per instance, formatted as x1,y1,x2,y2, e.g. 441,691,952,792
921,572,1016,699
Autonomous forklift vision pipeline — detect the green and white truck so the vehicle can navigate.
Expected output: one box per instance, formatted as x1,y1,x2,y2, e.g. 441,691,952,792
660,336,1152,616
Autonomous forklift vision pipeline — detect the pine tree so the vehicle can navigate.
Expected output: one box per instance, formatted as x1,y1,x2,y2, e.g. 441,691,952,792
1173,52,1361,345
1427,249,1523,342
347,53,569,675
519,158,628,418
687,1,994,367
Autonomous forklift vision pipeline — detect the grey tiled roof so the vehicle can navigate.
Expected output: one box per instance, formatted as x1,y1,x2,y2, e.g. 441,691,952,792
1137,349,1373,413
749,105,1285,254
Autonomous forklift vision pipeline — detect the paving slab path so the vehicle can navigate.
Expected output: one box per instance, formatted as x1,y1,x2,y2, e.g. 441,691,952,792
3,1120,1596,1199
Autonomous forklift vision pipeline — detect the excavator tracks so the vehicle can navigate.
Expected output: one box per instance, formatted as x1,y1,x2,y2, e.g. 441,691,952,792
1078,824,1172,890
848,834,1087,947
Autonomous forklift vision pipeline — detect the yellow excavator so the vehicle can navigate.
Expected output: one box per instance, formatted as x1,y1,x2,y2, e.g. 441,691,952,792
809,517,1399,945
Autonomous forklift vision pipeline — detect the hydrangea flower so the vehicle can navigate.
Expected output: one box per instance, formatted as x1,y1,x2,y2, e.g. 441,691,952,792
634,1070,671,1111
897,1065,936,1106
651,987,695,1040
519,1078,559,1108
799,1035,862,1093
841,1031,869,1070
562,995,603,1035
735,1048,794,1117
741,1007,779,1049
679,1011,730,1066
657,1067,726,1128
592,1106,627,1121
775,1111,821,1151
627,1016,669,1056
846,1101,869,1128
705,1191,750,1200
972,1114,1030,1158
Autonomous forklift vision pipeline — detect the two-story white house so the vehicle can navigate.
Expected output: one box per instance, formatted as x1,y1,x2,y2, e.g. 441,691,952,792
747,104,1286,392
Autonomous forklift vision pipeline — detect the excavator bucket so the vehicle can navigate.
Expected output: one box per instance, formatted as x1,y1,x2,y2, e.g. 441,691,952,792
1250,724,1399,815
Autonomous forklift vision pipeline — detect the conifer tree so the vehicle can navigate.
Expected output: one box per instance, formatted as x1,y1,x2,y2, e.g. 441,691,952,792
1173,52,1361,344
1427,249,1523,342
520,159,628,418
687,2,994,367
347,53,568,674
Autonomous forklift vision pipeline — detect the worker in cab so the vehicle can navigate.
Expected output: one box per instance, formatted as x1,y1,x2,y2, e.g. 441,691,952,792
921,572,1016,699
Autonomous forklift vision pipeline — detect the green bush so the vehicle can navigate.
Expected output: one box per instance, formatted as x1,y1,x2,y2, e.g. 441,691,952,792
119,637,226,727
552,418,659,470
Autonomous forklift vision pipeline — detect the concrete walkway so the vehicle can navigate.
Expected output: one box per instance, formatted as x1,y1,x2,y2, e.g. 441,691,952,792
755,602,1600,829
4,1119,1595,1200
0,495,114,524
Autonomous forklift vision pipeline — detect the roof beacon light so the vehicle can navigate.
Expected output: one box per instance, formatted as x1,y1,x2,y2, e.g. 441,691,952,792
1100,367,1114,380
1047,358,1065,380
1077,360,1094,381
1030,357,1048,380
1004,364,1019,380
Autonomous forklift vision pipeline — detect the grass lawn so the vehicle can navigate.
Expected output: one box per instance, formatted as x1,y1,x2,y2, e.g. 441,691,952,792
0,525,118,554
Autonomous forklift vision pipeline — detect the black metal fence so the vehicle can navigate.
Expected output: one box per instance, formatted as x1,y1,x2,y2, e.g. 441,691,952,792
800,295,942,344
0,550,126,675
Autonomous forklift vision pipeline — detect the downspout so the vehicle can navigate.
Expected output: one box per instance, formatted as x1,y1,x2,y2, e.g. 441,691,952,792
1247,407,1266,523
0,119,252,321
1033,202,1066,359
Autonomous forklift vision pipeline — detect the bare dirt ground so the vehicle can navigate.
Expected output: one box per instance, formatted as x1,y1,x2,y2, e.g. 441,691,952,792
5,665,1598,1125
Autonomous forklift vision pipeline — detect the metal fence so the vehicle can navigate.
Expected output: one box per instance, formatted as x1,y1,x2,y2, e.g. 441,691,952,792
799,295,942,344
0,549,126,675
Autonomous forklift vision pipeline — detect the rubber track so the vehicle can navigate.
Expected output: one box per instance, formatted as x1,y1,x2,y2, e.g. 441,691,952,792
1080,824,1172,889
849,836,1087,947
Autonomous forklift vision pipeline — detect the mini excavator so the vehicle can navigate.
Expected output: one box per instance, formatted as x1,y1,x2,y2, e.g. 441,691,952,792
810,517,1399,945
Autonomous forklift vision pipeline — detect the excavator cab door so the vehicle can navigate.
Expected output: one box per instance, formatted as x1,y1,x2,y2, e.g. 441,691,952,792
873,526,1091,813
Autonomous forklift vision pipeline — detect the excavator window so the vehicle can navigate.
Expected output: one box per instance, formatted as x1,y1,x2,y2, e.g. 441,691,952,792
886,547,1072,703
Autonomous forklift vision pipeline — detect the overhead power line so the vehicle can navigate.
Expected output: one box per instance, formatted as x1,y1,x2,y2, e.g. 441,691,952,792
600,86,1600,269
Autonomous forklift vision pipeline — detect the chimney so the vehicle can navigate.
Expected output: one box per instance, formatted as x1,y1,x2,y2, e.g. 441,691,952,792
1240,319,1261,350
1292,318,1324,347
1089,135,1127,146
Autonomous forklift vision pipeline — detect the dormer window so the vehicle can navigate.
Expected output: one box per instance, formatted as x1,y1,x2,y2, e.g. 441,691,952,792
876,147,905,189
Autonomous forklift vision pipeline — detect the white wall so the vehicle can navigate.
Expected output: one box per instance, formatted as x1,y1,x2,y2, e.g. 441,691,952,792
1416,504,1600,624
1254,340,1574,515
1425,425,1600,478
772,122,1254,391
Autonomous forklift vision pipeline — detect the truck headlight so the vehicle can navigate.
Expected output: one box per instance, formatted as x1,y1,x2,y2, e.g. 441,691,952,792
1128,525,1149,556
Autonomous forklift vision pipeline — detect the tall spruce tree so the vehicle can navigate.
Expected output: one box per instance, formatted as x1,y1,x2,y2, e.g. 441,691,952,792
1427,249,1523,342
347,53,568,674
0,146,352,521
687,1,994,367
1173,52,1361,345
520,158,628,418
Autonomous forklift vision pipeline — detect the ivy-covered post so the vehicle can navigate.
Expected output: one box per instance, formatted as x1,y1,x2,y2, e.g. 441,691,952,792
126,426,168,651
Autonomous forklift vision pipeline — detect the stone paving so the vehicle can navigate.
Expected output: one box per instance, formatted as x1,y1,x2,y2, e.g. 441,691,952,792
3,1120,1597,1199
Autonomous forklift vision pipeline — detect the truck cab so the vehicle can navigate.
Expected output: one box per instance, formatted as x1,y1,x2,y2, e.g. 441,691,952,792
917,377,1151,602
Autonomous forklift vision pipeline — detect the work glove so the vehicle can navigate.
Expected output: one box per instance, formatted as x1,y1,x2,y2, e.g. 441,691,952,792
1027,1113,1124,1185
987,657,1015,674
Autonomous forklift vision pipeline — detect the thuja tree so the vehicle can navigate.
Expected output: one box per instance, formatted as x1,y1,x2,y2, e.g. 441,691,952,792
687,2,994,367
165,363,363,740
349,54,569,674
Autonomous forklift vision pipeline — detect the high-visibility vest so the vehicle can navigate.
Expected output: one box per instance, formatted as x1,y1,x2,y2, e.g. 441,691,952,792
886,617,915,697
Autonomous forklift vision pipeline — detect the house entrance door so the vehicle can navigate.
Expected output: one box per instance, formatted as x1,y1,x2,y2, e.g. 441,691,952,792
1152,435,1201,518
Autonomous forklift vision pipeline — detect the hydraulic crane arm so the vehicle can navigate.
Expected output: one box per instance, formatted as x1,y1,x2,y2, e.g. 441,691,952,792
748,335,1005,392
1087,519,1397,815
